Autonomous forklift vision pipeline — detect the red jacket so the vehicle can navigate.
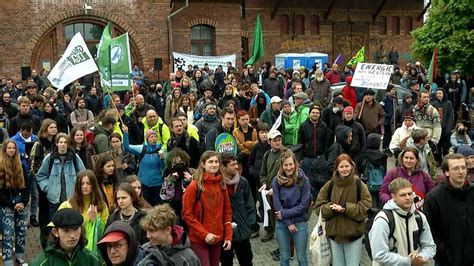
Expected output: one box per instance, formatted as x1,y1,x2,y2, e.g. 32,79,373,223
182,173,232,244
342,76,357,108
325,70,341,84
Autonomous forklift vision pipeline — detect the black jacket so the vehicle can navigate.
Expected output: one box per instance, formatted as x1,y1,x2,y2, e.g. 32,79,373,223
9,111,41,136
248,141,270,180
424,181,474,266
321,104,343,143
166,133,201,168
431,97,455,133
105,209,148,245
99,220,147,266
298,118,329,158
327,125,353,171
228,176,256,241
343,119,366,154
43,109,69,133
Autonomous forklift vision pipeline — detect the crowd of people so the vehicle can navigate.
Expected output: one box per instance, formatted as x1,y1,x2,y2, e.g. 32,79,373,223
0,59,472,266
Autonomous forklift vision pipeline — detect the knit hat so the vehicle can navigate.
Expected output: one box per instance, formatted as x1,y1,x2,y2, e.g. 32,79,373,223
403,112,415,122
343,106,354,113
403,92,413,100
364,89,376,96
146,129,157,141
333,97,344,105
281,99,291,108
366,133,382,150
205,103,217,111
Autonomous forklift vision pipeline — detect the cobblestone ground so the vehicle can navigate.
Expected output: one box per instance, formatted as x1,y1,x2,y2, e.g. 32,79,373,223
19,155,440,265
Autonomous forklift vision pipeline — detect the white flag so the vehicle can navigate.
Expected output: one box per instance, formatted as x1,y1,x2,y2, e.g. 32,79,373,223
47,32,98,90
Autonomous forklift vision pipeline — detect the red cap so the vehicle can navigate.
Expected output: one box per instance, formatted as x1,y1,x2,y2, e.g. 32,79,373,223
98,231,126,244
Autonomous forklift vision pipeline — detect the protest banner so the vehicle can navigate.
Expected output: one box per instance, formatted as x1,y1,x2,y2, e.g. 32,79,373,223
172,52,236,72
350,63,394,90
47,32,98,90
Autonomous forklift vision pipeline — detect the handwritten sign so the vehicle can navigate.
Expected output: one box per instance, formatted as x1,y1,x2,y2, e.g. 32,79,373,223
91,150,122,171
351,63,394,90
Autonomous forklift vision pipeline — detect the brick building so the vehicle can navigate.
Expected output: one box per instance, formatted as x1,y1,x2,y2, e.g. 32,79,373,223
0,0,425,82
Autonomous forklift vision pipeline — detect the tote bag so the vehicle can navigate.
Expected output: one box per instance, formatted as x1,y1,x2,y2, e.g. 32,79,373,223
309,209,332,265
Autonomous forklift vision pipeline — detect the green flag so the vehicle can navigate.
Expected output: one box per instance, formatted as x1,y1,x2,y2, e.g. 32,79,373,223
97,23,132,91
97,23,112,90
347,46,365,67
245,14,264,66
427,48,437,84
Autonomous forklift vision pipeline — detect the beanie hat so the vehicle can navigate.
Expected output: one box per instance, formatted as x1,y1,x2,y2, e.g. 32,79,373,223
343,106,354,113
146,129,157,141
281,99,291,108
403,112,415,122
366,133,382,150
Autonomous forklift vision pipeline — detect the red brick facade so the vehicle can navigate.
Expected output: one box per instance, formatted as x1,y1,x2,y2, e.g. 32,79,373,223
0,0,424,81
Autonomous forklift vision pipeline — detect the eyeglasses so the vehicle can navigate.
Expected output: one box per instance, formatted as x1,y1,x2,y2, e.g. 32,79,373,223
106,242,127,252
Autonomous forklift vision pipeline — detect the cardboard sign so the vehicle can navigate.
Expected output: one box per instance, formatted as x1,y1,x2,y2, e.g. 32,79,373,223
351,63,394,90
214,133,238,155
91,150,122,171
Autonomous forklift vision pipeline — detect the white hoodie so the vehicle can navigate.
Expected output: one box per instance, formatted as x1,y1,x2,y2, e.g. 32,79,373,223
369,199,436,266
389,122,417,153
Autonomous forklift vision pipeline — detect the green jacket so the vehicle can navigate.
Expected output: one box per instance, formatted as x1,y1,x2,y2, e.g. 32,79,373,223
29,244,100,266
282,110,299,145
260,149,283,189
296,103,311,126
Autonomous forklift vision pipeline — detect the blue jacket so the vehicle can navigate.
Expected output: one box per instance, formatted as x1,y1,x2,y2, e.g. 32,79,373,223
272,169,311,226
37,148,85,204
250,89,271,107
11,132,38,173
123,132,164,187
381,94,397,125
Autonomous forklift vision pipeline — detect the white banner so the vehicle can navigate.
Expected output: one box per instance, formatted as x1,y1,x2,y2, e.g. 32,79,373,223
172,52,236,72
48,32,98,90
351,63,394,90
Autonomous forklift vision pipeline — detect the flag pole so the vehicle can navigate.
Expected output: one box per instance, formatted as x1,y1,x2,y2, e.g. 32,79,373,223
106,39,125,125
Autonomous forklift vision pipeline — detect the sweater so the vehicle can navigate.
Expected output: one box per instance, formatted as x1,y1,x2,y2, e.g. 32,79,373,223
379,166,434,208
316,174,371,243
413,103,441,144
272,169,311,226
182,174,232,245
369,200,436,266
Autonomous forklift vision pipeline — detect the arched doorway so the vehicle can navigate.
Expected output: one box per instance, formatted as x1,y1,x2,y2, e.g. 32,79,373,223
31,17,142,87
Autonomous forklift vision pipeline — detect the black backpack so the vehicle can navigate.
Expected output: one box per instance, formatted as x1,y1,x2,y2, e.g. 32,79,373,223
364,208,424,260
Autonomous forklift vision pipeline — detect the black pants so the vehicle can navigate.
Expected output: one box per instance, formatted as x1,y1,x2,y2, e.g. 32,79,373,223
383,124,392,149
220,238,253,266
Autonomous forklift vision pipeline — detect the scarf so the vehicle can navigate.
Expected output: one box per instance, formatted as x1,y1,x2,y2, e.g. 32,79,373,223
224,173,240,186
277,170,298,187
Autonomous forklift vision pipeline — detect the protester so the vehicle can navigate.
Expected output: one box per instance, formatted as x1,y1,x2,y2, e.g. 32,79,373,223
141,204,201,265
424,154,474,265
273,150,311,266
56,170,109,254
369,178,436,265
315,153,371,266
0,140,30,266
182,151,232,266
106,183,148,244
123,175,152,209
30,208,100,265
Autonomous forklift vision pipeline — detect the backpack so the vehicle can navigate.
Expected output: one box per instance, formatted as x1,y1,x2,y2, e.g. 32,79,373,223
362,161,385,192
365,208,424,260
137,246,175,266
47,152,80,175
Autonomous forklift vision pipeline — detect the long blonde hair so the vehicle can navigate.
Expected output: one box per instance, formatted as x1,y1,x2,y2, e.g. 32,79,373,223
0,140,25,189
193,151,224,191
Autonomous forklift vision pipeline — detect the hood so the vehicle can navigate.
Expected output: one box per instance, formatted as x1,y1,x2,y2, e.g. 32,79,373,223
345,76,353,85
401,122,417,130
99,220,141,266
256,92,268,105
170,225,192,250
364,150,388,165
335,125,352,143
383,198,416,214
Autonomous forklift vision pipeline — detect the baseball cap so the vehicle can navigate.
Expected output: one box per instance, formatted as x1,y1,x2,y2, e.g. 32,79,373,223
270,96,282,104
98,231,127,244
268,129,282,140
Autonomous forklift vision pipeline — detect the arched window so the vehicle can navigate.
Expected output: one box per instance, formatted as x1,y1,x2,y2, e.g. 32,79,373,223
65,22,104,58
191,25,215,56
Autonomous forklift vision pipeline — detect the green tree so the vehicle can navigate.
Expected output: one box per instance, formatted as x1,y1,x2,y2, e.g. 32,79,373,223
411,0,474,75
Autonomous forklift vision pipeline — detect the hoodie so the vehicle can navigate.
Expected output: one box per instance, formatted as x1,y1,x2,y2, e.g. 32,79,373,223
389,122,417,153
141,225,200,266
369,200,436,266
431,94,455,133
327,125,353,171
341,76,357,108
99,221,147,266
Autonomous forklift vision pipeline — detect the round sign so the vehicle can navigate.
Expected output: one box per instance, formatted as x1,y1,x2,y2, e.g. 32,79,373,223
214,133,238,155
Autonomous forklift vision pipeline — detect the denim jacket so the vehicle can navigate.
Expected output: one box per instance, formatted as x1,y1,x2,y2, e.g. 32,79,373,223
37,148,85,204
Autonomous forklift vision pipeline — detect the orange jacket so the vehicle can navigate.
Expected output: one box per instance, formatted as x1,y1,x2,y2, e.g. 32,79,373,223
182,173,232,244
233,127,258,155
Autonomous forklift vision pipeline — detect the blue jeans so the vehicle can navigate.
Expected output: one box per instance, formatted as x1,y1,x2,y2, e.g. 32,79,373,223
0,206,28,265
329,237,363,266
275,221,308,266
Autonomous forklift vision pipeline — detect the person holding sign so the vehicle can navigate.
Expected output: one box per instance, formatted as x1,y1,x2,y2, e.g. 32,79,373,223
205,107,238,154
354,89,385,136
